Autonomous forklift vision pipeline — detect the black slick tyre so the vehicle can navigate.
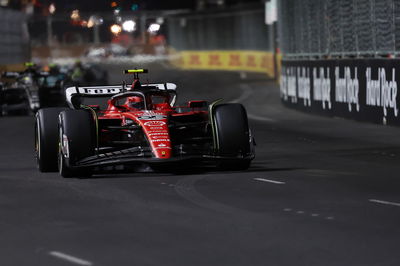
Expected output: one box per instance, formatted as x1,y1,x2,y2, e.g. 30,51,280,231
58,109,95,178
213,103,251,170
35,107,67,172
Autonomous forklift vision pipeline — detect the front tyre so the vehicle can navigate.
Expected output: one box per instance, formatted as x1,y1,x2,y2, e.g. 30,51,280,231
58,110,95,178
35,107,67,172
213,103,252,170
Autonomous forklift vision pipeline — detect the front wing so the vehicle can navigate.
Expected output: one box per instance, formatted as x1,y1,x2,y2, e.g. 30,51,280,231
70,146,254,169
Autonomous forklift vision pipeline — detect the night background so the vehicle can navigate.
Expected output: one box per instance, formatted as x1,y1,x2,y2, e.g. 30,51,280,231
6,0,262,11
1,1,400,266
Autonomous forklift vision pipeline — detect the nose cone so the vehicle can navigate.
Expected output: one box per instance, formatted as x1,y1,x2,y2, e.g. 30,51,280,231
141,119,172,159
153,144,172,158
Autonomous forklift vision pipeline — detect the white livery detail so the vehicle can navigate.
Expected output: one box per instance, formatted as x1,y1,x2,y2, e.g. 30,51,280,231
65,83,177,108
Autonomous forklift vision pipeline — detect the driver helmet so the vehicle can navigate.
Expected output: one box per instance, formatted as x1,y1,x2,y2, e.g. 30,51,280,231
49,63,60,75
126,96,144,109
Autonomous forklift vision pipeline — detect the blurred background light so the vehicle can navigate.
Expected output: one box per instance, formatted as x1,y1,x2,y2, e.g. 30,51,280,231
156,17,164,25
122,20,136,32
70,10,80,21
110,24,122,35
0,0,8,7
148,23,160,33
131,3,139,11
87,15,104,28
48,3,56,14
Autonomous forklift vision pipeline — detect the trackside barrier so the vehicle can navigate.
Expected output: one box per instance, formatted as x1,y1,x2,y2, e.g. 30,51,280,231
281,59,400,126
0,63,26,73
170,50,276,78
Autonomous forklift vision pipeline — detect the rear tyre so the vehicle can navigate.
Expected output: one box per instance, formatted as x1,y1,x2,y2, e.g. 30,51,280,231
213,103,252,170
58,110,95,178
35,107,67,172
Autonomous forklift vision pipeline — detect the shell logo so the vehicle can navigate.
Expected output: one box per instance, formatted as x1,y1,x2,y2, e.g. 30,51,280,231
144,121,166,126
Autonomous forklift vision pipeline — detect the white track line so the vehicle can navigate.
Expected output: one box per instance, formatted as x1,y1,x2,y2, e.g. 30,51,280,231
369,199,400,207
254,178,285,185
49,251,93,266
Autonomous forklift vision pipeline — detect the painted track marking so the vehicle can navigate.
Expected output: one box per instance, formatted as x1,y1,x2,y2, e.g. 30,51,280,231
49,251,93,266
254,178,285,185
228,84,275,122
369,199,400,207
229,84,254,104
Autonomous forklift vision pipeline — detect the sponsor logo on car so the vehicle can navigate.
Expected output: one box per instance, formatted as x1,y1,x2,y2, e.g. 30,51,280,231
154,147,172,150
152,135,170,139
138,114,167,120
149,132,169,136
144,121,166,126
151,139,170,142
147,130,168,134
61,134,69,158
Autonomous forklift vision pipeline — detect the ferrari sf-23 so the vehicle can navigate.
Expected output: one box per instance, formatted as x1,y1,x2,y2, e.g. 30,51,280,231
35,69,255,177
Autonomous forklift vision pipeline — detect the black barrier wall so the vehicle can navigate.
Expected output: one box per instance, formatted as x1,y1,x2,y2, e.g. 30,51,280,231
281,59,400,125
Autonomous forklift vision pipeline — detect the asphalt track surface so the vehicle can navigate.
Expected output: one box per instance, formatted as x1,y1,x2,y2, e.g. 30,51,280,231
1,61,400,266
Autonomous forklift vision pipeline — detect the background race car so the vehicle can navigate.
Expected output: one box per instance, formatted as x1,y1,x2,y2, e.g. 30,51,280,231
1,63,66,115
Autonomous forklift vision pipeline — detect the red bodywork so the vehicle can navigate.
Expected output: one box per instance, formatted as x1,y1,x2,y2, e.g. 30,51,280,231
95,95,208,160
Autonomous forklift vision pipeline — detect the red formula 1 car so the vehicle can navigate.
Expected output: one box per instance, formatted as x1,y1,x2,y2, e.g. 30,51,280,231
35,69,255,177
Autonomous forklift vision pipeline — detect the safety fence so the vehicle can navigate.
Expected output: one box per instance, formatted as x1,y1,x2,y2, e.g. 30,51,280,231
0,8,30,67
278,0,400,58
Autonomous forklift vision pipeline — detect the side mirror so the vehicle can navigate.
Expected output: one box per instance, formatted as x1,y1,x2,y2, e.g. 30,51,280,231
188,100,208,109
87,105,100,111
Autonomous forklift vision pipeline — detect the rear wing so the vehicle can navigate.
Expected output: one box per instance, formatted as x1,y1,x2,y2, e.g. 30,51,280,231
65,83,177,108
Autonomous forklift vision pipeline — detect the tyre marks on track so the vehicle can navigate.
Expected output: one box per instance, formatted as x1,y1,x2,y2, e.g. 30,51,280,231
175,174,338,223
